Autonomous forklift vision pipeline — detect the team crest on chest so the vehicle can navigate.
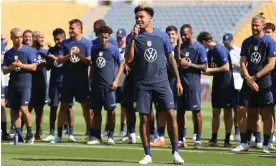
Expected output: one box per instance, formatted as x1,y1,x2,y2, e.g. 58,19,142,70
14,55,18,61
37,54,42,60
147,41,152,47
254,45,258,51
13,55,21,72
99,51,103,57
185,52,190,57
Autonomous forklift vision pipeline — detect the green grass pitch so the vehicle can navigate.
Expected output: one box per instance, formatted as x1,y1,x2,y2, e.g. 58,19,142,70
1,102,275,166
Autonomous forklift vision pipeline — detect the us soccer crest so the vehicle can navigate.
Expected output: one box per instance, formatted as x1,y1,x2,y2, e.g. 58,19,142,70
37,54,42,60
147,41,152,47
13,55,21,72
185,52,190,57
14,55,18,61
99,51,103,57
254,45,258,51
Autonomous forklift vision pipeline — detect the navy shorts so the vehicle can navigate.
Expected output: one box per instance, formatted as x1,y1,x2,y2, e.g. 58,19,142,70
7,86,31,110
177,90,201,111
121,78,135,110
212,86,233,109
272,74,276,99
116,87,122,103
238,84,274,108
232,89,240,107
90,87,116,112
60,80,89,103
135,86,175,114
1,83,5,99
30,85,46,107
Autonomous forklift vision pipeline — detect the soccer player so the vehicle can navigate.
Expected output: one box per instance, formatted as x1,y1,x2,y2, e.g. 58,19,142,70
197,31,234,147
1,40,12,141
125,4,184,164
28,31,48,140
116,28,127,137
23,30,33,47
151,25,178,147
231,13,276,153
92,19,118,137
87,25,124,145
42,28,74,142
264,22,276,148
53,19,93,143
177,24,207,149
223,33,242,142
3,28,36,144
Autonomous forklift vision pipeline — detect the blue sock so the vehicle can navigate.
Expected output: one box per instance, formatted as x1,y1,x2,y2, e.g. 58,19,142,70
143,146,151,156
104,124,109,132
50,122,55,136
183,128,187,138
211,133,217,142
89,128,95,137
50,128,54,136
130,126,135,134
241,133,247,143
154,128,158,138
94,128,101,140
58,127,62,138
64,124,68,130
263,134,270,146
247,131,252,142
254,132,261,143
120,123,125,132
1,122,7,134
178,129,184,141
69,126,74,135
269,132,274,143
235,126,240,135
15,128,23,140
225,133,231,143
196,132,201,141
171,142,178,154
108,129,114,139
27,127,33,135
158,127,165,137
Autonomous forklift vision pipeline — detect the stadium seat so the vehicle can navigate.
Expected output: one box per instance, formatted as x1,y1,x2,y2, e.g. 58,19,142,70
98,1,254,42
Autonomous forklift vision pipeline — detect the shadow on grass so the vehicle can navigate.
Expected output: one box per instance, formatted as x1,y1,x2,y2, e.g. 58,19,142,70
12,158,136,164
13,157,172,165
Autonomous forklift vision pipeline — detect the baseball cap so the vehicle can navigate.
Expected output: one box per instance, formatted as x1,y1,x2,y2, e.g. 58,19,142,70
223,33,233,43
116,29,127,39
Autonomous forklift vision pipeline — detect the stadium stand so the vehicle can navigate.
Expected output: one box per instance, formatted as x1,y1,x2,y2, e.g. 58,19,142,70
233,1,276,46
1,1,89,48
89,1,254,42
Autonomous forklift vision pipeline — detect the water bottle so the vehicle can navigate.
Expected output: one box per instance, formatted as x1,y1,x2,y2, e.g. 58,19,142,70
14,133,18,145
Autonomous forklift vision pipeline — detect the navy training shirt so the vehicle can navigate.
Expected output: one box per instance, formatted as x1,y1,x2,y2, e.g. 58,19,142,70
207,43,233,89
47,45,64,83
3,45,36,88
91,43,123,88
1,41,5,55
167,45,177,90
58,37,92,82
241,34,276,88
126,28,172,90
177,42,207,90
33,47,48,87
